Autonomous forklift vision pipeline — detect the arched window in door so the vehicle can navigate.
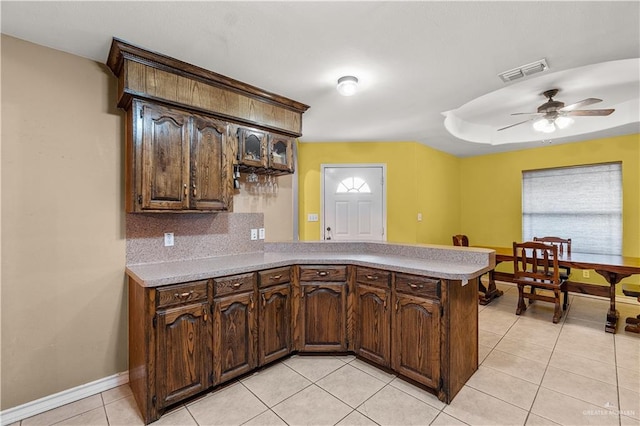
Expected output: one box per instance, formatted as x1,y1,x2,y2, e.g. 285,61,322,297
336,177,371,193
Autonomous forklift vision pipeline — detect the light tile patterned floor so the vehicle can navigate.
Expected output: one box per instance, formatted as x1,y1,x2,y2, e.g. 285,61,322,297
13,283,640,426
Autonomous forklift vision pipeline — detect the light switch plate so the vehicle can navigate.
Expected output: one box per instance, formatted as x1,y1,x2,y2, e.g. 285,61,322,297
164,232,174,247
308,213,319,222
258,228,265,240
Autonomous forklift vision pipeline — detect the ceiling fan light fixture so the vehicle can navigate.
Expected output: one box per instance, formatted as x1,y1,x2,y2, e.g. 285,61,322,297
533,118,555,133
554,115,574,129
337,76,358,96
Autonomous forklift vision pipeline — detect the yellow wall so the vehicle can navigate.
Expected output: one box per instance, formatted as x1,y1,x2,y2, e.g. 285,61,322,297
297,141,461,245
459,134,640,286
298,135,640,289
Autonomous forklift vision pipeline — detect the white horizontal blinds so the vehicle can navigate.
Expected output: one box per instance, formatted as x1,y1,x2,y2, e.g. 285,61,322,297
522,162,622,255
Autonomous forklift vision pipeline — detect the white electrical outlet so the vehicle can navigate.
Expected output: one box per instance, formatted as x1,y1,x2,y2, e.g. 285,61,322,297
308,213,319,222
164,232,174,247
250,229,258,240
417,213,423,221
583,270,590,278
258,228,265,240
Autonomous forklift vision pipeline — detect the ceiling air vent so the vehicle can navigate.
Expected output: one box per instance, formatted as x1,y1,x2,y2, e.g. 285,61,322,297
498,58,549,83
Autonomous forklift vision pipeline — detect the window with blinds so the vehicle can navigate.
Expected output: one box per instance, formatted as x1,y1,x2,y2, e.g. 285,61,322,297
522,162,622,255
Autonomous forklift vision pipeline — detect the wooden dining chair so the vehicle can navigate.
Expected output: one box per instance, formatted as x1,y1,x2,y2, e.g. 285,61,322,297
513,241,568,323
452,234,469,247
453,234,494,301
533,236,571,276
533,236,571,310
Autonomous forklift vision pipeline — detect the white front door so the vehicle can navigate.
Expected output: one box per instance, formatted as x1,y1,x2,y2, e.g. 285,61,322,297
322,165,386,241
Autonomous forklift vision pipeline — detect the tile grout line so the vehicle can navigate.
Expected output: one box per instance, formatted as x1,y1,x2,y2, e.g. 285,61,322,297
479,288,569,425
520,299,566,426
613,333,622,426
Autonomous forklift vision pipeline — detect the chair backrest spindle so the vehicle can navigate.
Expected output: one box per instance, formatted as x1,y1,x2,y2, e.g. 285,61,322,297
533,236,571,257
513,241,560,285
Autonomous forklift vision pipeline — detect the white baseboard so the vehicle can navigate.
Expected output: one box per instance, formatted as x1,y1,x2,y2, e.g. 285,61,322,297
0,371,129,426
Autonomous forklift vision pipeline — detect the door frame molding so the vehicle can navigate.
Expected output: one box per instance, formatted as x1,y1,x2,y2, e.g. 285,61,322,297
320,163,387,241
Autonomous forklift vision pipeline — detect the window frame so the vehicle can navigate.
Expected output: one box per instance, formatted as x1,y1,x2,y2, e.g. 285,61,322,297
521,162,623,256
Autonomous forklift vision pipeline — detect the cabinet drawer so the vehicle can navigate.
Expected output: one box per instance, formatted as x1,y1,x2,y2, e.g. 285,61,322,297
214,273,256,296
299,265,347,282
395,273,440,299
156,280,208,308
356,267,390,288
258,267,291,288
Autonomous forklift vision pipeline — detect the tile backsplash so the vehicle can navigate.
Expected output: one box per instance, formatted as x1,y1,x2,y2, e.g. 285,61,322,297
126,212,264,265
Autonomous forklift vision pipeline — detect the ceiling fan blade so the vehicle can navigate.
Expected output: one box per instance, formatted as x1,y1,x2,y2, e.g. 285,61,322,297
565,109,615,117
497,119,533,131
511,112,544,116
560,98,602,111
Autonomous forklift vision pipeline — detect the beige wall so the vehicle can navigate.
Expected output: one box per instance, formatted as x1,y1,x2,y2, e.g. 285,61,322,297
233,174,294,241
1,35,127,409
0,35,294,410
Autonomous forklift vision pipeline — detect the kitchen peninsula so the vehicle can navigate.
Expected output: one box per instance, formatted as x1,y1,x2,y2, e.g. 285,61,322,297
126,240,494,424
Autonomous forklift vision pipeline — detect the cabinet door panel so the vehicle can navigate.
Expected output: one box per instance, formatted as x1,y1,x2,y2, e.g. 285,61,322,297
392,294,440,389
356,284,390,366
156,303,211,408
259,284,291,365
213,293,257,383
268,135,294,172
191,116,228,210
238,128,267,168
141,103,190,210
301,283,347,351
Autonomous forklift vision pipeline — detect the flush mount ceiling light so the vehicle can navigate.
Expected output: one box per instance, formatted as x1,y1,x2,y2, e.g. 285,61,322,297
337,76,358,96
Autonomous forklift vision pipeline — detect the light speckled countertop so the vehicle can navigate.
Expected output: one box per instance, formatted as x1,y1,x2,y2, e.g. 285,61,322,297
126,242,496,287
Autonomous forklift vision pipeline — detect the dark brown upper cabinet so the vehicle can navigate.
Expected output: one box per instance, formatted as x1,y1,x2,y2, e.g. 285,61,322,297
268,134,294,172
106,38,308,212
130,100,233,212
236,128,295,174
238,128,268,169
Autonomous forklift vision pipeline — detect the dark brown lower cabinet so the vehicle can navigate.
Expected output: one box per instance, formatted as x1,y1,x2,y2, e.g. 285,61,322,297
298,265,348,352
156,302,212,407
128,279,211,424
128,265,478,425
213,291,257,384
355,283,391,366
392,293,441,389
300,282,347,351
259,283,291,365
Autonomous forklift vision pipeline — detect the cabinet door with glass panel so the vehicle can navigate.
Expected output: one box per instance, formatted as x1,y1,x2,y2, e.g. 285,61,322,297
268,134,294,172
237,128,268,168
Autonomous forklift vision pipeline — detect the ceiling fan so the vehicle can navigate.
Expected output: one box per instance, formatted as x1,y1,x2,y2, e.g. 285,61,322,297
497,89,615,133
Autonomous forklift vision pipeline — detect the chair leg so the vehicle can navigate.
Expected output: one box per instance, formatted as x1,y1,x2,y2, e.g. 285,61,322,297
529,286,536,305
552,288,562,324
516,284,527,315
625,315,640,333
563,288,569,311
